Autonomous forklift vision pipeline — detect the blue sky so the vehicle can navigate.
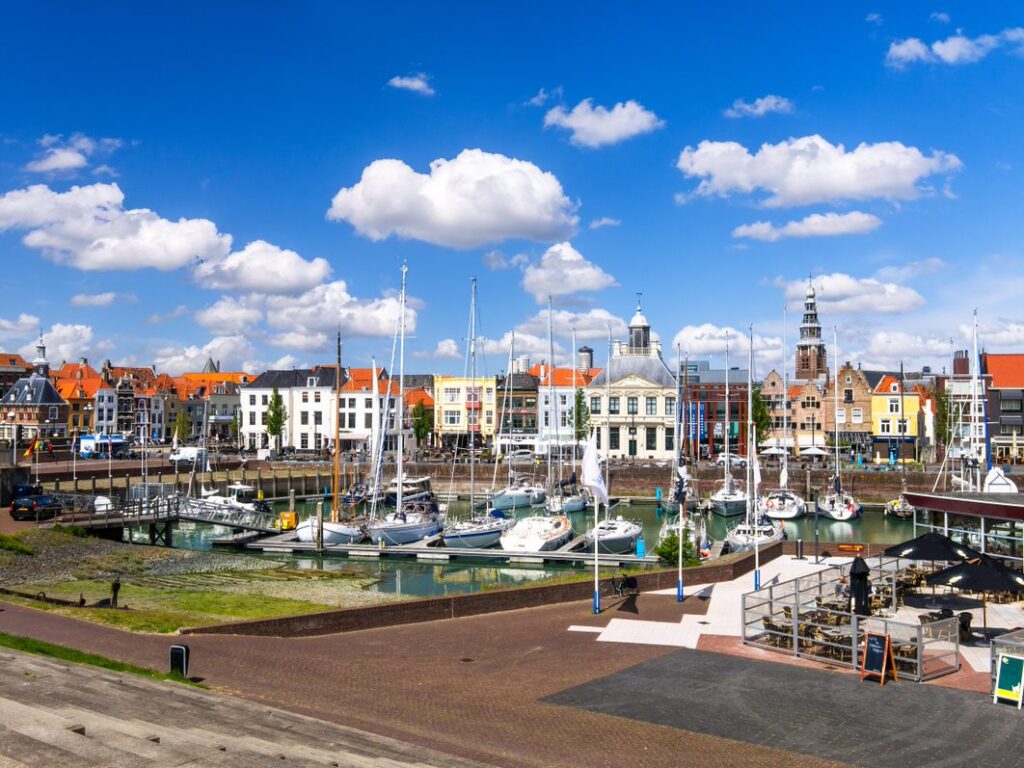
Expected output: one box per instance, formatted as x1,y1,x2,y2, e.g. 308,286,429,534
1,3,1022,378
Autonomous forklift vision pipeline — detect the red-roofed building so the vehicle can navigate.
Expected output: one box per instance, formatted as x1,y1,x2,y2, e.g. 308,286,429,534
983,353,1024,463
0,352,32,393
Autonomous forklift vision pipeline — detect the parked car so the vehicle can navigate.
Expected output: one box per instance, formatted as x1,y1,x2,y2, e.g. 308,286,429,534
10,494,63,521
715,452,747,469
12,483,43,499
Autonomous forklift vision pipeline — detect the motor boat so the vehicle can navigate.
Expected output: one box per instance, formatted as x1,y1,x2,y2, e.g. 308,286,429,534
584,516,642,555
710,479,747,517
499,514,572,552
488,475,546,511
368,500,442,545
384,475,435,506
545,492,587,514
884,495,915,518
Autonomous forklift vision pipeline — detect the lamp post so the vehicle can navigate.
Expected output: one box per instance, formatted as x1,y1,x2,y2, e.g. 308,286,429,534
8,411,16,468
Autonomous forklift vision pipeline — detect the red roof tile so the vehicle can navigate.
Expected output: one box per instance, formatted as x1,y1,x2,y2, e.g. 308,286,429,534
984,354,1024,389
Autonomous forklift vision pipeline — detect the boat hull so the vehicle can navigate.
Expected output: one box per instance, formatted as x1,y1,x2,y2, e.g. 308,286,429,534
294,519,364,545
442,521,511,549
368,518,441,545
815,496,863,521
711,497,747,517
546,495,587,514
761,491,806,520
499,516,572,552
490,489,545,510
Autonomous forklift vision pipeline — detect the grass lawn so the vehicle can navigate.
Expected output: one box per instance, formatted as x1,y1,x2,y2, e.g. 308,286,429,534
0,632,202,686
6,580,340,634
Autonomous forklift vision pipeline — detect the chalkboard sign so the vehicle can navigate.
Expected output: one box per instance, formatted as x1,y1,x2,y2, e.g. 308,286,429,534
994,654,1024,708
860,632,897,685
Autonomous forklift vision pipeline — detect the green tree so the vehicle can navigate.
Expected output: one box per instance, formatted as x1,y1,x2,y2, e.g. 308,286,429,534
750,387,772,446
411,402,432,445
265,386,287,451
572,388,590,442
228,411,240,446
173,411,189,442
653,529,701,567
935,387,951,450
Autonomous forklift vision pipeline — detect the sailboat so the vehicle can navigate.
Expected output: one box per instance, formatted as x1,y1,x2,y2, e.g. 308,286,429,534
762,307,806,520
711,332,748,516
443,278,515,548
727,325,785,552
368,265,442,545
501,295,575,553
545,327,588,515
296,332,364,545
816,327,863,521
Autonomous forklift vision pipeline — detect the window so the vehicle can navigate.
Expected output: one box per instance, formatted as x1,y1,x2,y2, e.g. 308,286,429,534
559,394,567,407
560,411,569,428
444,410,461,426
665,396,676,417
314,391,321,403
596,429,601,449
845,375,851,384
801,397,818,410
543,411,550,427
307,377,317,387
300,411,309,425
262,394,268,405
889,398,900,414
365,398,372,408
843,389,854,404
646,397,657,416
48,406,59,420
897,419,908,435
609,426,620,450
890,383,899,393
444,387,460,403
590,396,601,415
486,387,494,402
348,398,355,408
364,413,372,429
302,392,309,403
851,408,863,425
1002,399,1022,412
485,410,493,425
836,407,846,424
646,428,656,451
314,411,322,426
348,413,356,428
249,395,256,406
665,427,674,452
880,419,891,434
261,411,267,425
609,396,620,415
627,397,638,415
249,412,256,425
300,433,309,449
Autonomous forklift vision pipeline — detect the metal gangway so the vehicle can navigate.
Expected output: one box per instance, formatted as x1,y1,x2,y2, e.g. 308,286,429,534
174,495,280,533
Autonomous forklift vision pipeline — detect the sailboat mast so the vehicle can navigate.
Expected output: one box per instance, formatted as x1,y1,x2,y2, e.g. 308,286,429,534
572,326,578,476
971,309,981,490
469,277,477,511
332,330,342,522
724,332,731,490
674,344,681,477
605,326,612,492
547,296,556,493
833,326,840,487
746,325,754,523
396,265,407,511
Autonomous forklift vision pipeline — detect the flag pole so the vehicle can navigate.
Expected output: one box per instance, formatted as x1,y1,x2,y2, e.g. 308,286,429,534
593,456,601,614
676,343,683,603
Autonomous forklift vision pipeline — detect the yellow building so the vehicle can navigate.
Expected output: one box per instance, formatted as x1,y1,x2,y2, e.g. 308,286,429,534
870,375,920,462
432,375,498,448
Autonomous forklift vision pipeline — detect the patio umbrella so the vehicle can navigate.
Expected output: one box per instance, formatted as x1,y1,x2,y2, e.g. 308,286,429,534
801,447,828,456
925,556,1024,629
849,556,872,616
760,447,785,456
881,531,982,563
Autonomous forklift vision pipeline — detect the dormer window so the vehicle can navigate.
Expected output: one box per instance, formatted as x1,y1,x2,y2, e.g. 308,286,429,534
891,383,899,393
307,377,317,387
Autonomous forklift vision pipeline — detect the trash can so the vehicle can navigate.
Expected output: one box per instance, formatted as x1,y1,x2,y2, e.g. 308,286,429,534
795,539,804,560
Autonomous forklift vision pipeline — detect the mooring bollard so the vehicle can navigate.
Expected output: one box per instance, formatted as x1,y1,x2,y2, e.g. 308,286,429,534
795,538,805,560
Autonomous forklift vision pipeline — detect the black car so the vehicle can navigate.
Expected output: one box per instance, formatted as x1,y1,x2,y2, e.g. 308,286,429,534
12,483,42,499
10,494,63,521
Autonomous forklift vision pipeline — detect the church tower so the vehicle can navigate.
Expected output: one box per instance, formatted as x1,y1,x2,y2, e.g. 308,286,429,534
628,296,651,353
795,278,828,380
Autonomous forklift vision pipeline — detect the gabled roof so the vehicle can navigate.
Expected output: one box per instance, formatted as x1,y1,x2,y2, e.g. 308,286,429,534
527,364,600,388
0,353,30,369
179,371,252,385
55,378,103,400
872,375,920,395
52,361,100,380
245,366,342,390
405,388,434,408
984,353,1024,389
3,372,66,407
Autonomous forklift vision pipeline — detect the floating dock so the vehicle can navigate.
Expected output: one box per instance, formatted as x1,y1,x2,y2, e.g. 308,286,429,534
245,531,658,566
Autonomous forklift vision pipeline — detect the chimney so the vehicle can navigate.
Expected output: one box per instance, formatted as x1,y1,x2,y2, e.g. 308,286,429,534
953,350,969,376
577,346,594,370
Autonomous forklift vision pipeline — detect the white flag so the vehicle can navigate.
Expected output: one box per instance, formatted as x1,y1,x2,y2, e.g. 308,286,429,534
779,463,788,489
581,432,608,507
753,454,762,488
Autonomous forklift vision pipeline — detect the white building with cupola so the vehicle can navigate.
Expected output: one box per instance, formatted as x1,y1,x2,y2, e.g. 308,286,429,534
585,299,679,461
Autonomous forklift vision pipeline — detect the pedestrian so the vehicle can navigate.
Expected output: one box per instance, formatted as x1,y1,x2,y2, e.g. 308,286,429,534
111,576,121,608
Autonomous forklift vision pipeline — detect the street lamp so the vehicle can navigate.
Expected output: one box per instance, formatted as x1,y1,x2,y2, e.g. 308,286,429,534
7,410,15,468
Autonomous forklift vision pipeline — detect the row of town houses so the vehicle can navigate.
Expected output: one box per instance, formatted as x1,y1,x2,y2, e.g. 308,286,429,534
3,282,1024,463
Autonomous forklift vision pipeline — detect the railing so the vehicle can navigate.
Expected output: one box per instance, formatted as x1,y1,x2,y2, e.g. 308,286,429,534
742,562,960,682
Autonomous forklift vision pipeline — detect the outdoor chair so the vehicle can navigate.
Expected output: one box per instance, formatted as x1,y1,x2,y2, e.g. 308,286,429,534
958,612,974,644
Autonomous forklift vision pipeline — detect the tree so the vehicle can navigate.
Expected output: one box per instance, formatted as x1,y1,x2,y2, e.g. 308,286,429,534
228,411,240,446
265,386,287,451
654,529,701,567
572,388,590,442
173,411,189,443
411,402,432,446
935,387,951,452
750,387,772,446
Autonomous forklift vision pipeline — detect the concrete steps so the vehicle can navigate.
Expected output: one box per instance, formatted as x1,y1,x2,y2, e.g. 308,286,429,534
0,650,492,768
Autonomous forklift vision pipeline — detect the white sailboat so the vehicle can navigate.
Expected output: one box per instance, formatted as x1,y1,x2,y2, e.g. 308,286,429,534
585,515,642,554
816,327,863,521
711,332,748,516
443,278,514,549
546,326,587,515
368,265,442,546
727,326,785,553
762,306,806,520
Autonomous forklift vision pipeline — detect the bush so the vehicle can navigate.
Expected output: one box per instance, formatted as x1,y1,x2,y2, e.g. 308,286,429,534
0,534,33,556
51,524,89,538
654,530,701,567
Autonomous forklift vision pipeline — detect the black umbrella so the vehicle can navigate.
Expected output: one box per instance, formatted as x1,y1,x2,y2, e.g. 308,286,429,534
849,556,871,616
882,531,982,563
926,556,1024,629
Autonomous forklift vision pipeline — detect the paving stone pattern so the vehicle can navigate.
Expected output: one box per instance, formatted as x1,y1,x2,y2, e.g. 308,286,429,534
548,647,1024,768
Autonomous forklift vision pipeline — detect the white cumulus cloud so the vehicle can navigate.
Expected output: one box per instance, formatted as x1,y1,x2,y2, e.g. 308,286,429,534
544,98,664,148
516,308,628,341
24,133,122,175
327,149,578,249
723,95,794,119
779,273,925,315
589,216,621,230
732,211,882,242
521,242,617,303
874,257,947,282
153,335,258,376
193,240,331,294
387,73,435,96
264,280,414,341
20,323,96,363
0,313,40,340
415,338,462,360
69,291,137,307
887,27,1023,68
677,134,961,207
671,323,783,371
195,296,264,334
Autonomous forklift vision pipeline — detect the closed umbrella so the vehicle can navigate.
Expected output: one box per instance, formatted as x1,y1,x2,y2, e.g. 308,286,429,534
849,556,872,616
925,556,1024,629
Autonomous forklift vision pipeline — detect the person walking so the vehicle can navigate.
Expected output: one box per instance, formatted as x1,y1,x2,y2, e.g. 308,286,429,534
111,576,121,608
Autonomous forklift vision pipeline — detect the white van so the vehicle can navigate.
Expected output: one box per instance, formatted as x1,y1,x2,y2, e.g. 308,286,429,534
168,446,208,466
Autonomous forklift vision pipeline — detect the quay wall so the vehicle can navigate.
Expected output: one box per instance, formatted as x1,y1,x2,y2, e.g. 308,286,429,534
35,460,947,505
181,542,782,638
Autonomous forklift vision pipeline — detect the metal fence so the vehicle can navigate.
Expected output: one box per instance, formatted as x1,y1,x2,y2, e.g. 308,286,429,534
742,561,960,682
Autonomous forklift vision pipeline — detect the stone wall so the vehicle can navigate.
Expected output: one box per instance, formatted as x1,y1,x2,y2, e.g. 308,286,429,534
183,542,783,638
